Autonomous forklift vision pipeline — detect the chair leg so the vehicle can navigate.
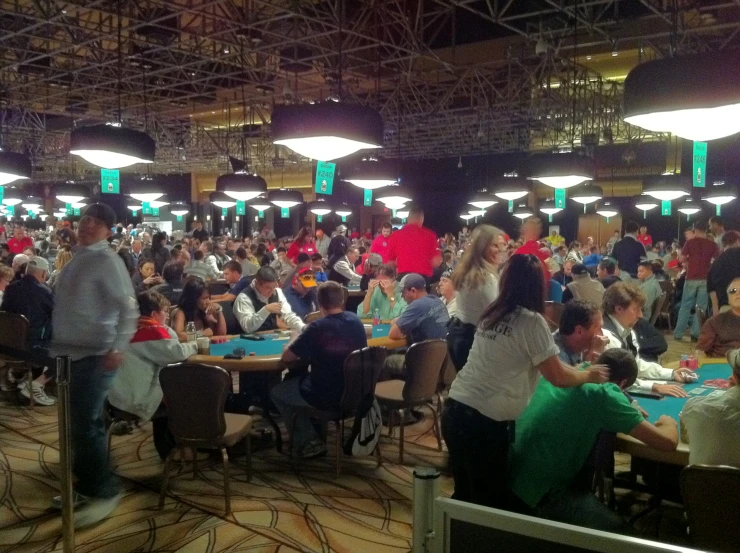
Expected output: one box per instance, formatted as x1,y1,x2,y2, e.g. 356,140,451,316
375,439,383,468
429,403,443,452
335,420,342,479
398,413,405,465
244,435,252,483
221,446,231,515
106,422,114,463
191,448,198,480
387,408,394,438
159,449,175,509
27,369,33,408
288,414,297,459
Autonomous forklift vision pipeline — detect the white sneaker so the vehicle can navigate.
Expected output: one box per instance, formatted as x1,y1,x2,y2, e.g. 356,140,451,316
18,380,56,406
74,493,122,529
51,492,90,510
0,368,13,392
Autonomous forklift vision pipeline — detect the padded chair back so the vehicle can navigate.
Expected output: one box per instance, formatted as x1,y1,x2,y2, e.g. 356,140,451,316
341,287,349,308
548,280,563,303
208,281,230,296
402,339,448,403
159,363,230,446
649,292,667,325
340,346,387,415
681,465,740,553
305,311,323,323
544,301,565,331
0,311,29,352
218,300,242,335
695,305,708,328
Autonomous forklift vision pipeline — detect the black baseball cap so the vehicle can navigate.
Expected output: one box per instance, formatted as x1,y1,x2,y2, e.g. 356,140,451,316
83,203,116,228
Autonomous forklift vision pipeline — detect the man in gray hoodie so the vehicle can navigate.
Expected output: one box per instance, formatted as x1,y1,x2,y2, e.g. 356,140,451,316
50,203,139,528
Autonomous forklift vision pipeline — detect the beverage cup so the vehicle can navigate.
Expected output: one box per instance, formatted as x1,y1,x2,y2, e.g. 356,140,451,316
196,337,210,355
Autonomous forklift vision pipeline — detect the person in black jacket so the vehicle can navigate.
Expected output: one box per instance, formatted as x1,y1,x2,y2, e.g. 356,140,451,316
611,221,647,278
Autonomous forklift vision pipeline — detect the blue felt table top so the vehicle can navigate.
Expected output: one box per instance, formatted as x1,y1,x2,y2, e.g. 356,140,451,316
642,363,732,423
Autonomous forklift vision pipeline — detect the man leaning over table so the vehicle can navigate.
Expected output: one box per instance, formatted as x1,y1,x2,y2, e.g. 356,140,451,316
50,203,139,528
682,348,740,467
233,266,305,334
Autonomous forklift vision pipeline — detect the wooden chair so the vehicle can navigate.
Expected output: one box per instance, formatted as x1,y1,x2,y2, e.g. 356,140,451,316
158,363,253,514
681,465,740,553
544,301,565,332
287,346,387,477
304,311,322,324
648,292,667,326
374,339,448,464
0,312,35,407
656,281,675,331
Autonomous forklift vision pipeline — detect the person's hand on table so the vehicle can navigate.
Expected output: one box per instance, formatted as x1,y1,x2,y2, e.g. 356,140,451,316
672,368,694,383
103,349,124,371
655,415,678,428
585,363,610,384
635,403,649,419
653,383,688,398
265,302,282,314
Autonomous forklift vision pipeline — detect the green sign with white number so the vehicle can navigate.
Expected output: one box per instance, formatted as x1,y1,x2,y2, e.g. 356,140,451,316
236,201,246,215
363,189,373,206
221,208,227,218
177,215,183,222
317,215,323,222
132,210,138,216
101,169,120,194
693,142,707,188
555,189,566,209
152,207,160,216
258,210,264,218
661,200,671,216
142,202,151,215
0,187,4,201
315,161,336,195
65,203,73,215
73,208,80,216
508,200,514,213
341,215,347,222
281,207,289,218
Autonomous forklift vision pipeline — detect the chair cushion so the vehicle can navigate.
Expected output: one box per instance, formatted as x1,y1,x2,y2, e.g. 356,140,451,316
221,413,253,447
374,379,405,404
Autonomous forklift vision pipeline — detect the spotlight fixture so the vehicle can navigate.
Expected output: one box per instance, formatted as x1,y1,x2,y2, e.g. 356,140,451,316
539,198,562,216
623,51,740,141
0,151,32,186
494,177,529,201
677,198,701,216
268,189,303,208
527,152,594,189
512,203,534,220
271,103,383,161
210,192,236,209
641,175,690,201
376,185,412,207
569,183,603,205
596,201,618,218
55,182,88,204
169,201,190,216
70,124,155,168
344,157,398,190
468,190,498,210
308,199,332,216
1,187,23,206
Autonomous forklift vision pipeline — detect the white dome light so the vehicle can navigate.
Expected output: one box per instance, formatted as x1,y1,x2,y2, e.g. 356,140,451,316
130,192,163,202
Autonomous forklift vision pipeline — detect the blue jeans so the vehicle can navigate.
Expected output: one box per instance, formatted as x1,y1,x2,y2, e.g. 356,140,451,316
270,378,321,453
69,356,119,499
674,279,708,340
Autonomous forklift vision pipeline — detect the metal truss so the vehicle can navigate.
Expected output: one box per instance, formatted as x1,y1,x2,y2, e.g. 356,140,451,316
0,0,738,177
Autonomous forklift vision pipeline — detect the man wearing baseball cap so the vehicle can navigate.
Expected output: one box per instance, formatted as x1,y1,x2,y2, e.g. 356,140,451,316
50,202,139,527
0,256,55,405
283,268,319,320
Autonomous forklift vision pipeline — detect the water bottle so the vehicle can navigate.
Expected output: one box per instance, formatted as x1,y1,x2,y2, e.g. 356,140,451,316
186,321,197,343
372,308,380,326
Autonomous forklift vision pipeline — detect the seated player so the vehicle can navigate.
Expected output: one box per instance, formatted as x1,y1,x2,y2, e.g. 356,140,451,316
696,277,740,357
171,279,227,342
509,349,679,534
357,264,407,320
283,268,319,320
210,260,251,303
682,348,740,467
233,266,305,334
310,253,328,283
271,282,367,459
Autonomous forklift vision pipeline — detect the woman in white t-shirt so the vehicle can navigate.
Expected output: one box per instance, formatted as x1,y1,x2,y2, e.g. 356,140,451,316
446,225,505,371
442,253,608,509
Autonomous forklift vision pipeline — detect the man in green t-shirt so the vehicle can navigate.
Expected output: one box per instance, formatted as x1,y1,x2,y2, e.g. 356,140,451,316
508,349,679,534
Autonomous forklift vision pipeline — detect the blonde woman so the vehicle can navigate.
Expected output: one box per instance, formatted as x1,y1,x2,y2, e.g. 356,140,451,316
46,246,73,290
447,224,505,371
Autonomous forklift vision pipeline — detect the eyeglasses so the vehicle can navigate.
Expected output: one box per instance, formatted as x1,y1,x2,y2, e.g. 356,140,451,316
729,288,739,295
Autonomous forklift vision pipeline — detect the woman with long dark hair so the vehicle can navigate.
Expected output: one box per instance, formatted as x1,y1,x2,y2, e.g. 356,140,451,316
441,254,608,509
151,231,170,274
171,278,226,342
286,225,317,263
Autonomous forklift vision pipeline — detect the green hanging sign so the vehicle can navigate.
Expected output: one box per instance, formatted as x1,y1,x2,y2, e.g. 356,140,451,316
236,200,246,215
131,210,138,216
548,214,553,223
341,215,347,222
100,169,120,194
716,204,721,216
28,210,35,219
363,189,373,206
692,142,707,188
508,200,514,213
73,208,80,216
281,207,289,218
221,208,227,218
317,215,323,222
177,215,183,222
258,210,264,218
142,202,152,215
554,189,566,209
152,207,160,216
0,187,4,201
392,209,397,218
661,200,671,216
6,205,14,216
402,218,407,223
315,161,336,195
65,203,73,215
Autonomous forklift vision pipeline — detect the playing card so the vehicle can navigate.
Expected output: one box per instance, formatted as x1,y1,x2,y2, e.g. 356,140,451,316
703,379,731,389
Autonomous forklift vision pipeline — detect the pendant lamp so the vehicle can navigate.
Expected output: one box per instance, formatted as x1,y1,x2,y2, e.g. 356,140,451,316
149,199,169,208
596,201,618,218
55,182,88,204
376,185,412,207
623,51,740,142
249,202,272,212
703,184,736,207
21,196,42,211
641,175,690,202
70,124,155,169
494,177,529,201
468,191,498,210
635,200,659,212
344,157,398,189
539,198,562,216
210,192,236,209
216,172,267,202
308,199,332,216
677,198,701,216
0,151,32,186
170,201,190,216
129,177,164,202
268,189,303,208
512,203,534,220
396,209,409,219
527,152,594,189
459,214,475,221
1,187,23,206
127,204,143,212
570,183,603,205
334,204,352,217
271,103,383,161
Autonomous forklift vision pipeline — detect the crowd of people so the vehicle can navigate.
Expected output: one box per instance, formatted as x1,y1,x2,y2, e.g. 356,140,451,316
1,203,738,534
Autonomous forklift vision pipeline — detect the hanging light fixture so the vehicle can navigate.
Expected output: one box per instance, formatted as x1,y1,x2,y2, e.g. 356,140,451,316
2,187,23,206
635,199,659,211
344,157,398,189
53,211,68,219
641,175,690,201
268,189,303,208
249,202,272,212
210,192,236,209
55,182,88,204
539,198,562,217
127,204,143,212
308,199,332,216
376,185,412,208
149,199,169,208
334,204,352,217
623,51,740,142
271,103,383,161
396,209,409,219
0,151,32,186
677,198,701,216
494,177,529,201
459,214,475,221
129,177,164,202
170,201,190,216
21,196,42,211
468,190,498,210
216,172,267,202
703,182,737,207
512,203,534,220
570,183,603,205
596,201,618,219
527,152,595,189
70,124,155,169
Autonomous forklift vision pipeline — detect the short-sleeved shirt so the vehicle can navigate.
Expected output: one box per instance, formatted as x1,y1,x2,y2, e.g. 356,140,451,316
515,241,551,281
229,276,252,297
387,223,438,276
682,237,719,280
637,233,652,247
283,286,318,320
290,312,368,409
509,379,644,507
395,294,449,344
448,307,560,421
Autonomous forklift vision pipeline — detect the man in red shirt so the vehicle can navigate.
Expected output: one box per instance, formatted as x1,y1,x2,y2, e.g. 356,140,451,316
637,225,652,248
674,220,719,341
7,224,34,255
387,207,437,278
370,222,393,262
515,217,551,281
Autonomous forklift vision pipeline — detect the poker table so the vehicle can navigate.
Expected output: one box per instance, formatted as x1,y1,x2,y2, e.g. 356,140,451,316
616,358,732,465
346,285,366,297
187,327,406,452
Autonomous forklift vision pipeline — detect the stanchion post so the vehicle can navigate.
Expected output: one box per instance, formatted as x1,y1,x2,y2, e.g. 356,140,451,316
56,356,75,553
412,466,440,553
